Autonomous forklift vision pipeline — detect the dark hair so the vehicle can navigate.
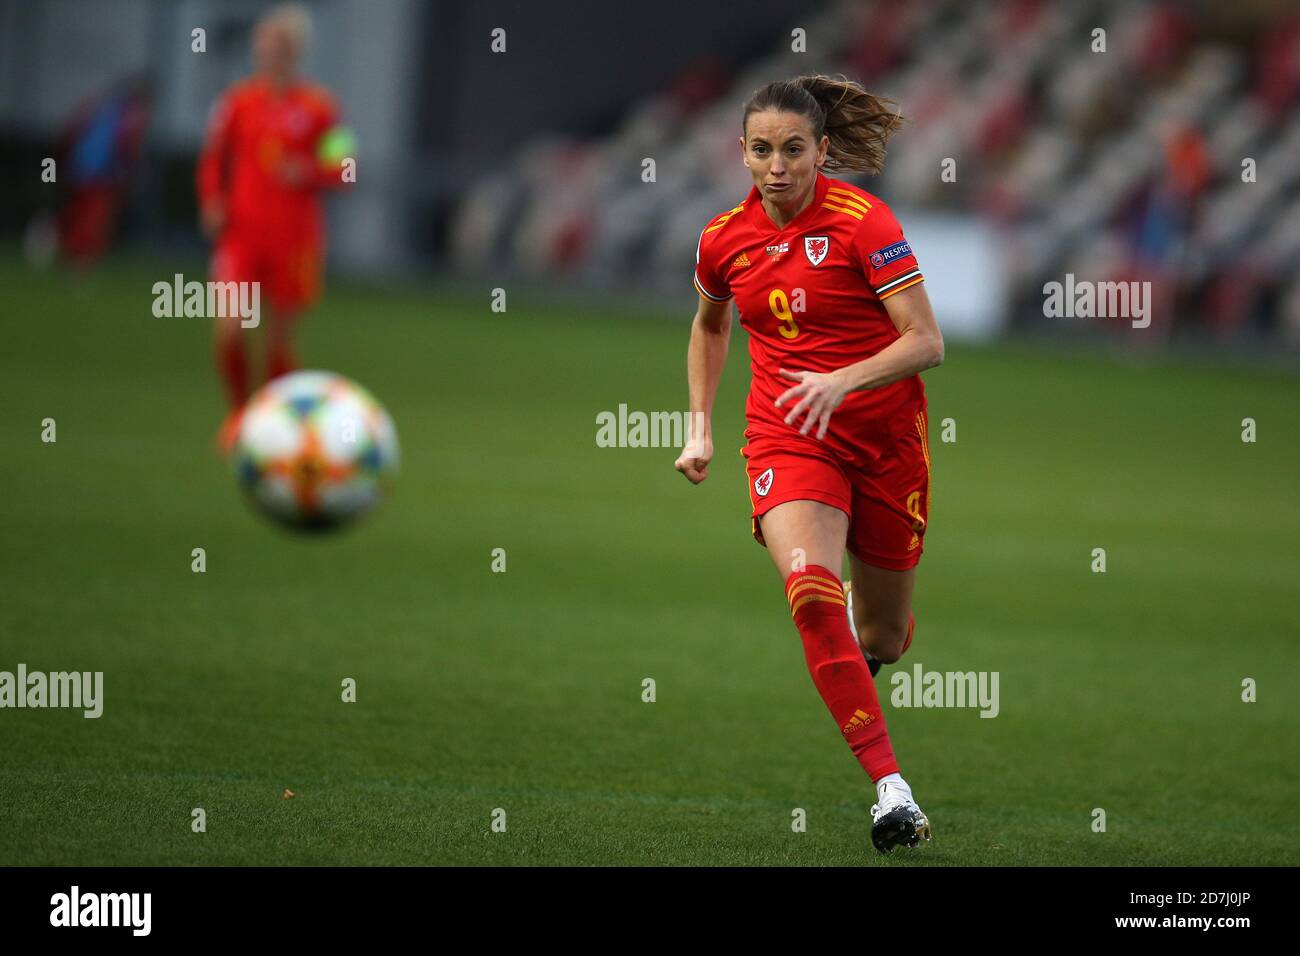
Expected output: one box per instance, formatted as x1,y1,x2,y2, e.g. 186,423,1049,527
742,74,904,175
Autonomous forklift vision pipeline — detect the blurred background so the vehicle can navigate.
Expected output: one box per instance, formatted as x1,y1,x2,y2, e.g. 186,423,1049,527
2,0,1298,350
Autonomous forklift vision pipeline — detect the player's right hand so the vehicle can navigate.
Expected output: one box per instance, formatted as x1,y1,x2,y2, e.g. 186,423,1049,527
674,435,713,484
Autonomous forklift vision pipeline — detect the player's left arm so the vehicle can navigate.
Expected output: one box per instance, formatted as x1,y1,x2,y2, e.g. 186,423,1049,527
280,92,353,191
309,94,353,191
840,282,945,390
776,285,943,438
778,204,944,438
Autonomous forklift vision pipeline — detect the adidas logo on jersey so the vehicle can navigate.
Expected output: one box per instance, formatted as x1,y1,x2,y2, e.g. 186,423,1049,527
731,252,751,268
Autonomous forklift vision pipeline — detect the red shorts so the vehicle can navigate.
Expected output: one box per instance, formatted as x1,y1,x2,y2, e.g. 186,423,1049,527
212,230,322,314
741,408,932,572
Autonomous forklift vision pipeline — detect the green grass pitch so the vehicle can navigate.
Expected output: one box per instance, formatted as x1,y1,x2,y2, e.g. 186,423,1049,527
1,254,1296,866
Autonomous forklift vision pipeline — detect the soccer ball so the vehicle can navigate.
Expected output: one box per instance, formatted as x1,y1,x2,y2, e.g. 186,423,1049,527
233,370,399,530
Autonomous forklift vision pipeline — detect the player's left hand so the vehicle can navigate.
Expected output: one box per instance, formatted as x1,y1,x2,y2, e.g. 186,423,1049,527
279,156,309,187
775,368,850,439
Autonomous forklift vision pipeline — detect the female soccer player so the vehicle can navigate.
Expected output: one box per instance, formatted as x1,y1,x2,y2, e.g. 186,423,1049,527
674,75,943,854
197,3,349,452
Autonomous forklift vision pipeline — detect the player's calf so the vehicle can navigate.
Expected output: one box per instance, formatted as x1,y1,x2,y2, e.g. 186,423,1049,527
844,581,914,670
788,567,900,782
857,614,913,665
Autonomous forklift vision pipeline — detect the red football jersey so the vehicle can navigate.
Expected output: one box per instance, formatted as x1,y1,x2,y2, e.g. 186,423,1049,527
694,170,927,467
196,77,340,242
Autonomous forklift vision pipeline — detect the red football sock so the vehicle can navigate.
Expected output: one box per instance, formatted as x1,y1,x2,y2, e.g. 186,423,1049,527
217,334,248,410
787,565,899,781
266,336,297,383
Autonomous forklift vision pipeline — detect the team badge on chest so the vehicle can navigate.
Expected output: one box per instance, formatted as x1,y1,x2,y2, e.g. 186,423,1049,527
804,236,829,266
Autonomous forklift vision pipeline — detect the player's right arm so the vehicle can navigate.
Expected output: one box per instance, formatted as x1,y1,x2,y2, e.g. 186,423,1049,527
674,290,732,484
196,90,236,239
676,220,735,483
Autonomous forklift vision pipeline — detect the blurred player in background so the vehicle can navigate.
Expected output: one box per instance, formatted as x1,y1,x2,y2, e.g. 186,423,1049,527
675,75,944,854
26,74,153,268
197,3,353,452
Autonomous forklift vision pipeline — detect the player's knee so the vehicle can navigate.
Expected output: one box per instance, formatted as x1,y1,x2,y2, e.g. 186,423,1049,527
859,619,910,664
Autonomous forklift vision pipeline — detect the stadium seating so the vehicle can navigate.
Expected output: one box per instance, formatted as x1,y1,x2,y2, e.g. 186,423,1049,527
451,0,1300,342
